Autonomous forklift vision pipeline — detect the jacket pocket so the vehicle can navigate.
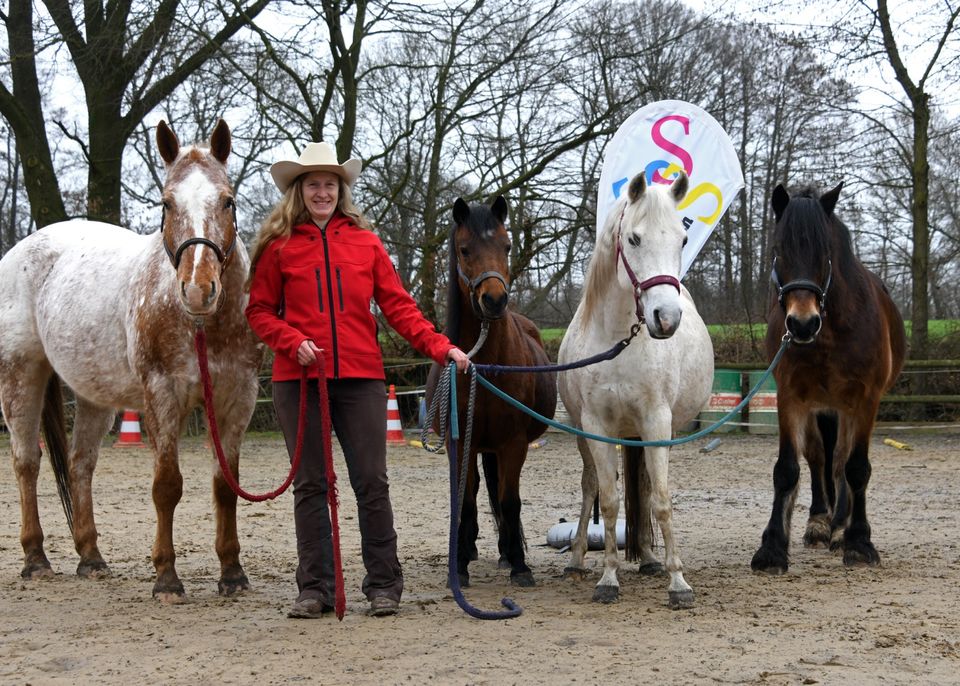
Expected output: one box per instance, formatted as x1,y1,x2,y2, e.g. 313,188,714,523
315,268,324,313
335,266,345,312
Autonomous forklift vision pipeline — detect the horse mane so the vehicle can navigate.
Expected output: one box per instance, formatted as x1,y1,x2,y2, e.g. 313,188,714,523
776,186,868,324
445,220,462,345
579,196,625,328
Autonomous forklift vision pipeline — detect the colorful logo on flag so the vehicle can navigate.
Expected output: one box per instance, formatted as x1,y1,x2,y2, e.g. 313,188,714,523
597,100,745,278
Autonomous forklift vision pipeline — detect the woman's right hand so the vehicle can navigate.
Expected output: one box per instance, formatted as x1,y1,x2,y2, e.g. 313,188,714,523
297,339,323,366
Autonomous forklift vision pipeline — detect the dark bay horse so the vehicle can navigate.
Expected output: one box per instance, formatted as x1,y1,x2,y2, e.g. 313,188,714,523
751,182,906,574
0,120,262,601
425,196,556,587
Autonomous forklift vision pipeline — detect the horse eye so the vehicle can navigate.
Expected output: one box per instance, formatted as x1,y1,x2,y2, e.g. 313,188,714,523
504,245,510,255
459,247,470,258
682,235,688,247
224,198,235,210
627,234,640,248
162,199,171,210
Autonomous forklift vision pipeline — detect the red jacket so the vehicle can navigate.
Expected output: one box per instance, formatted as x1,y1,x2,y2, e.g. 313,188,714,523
246,212,453,381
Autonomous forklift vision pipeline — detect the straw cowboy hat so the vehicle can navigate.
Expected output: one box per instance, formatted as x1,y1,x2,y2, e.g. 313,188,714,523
270,141,362,192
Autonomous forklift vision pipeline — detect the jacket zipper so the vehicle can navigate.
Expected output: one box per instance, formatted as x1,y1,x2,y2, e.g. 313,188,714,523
336,266,344,311
319,225,340,377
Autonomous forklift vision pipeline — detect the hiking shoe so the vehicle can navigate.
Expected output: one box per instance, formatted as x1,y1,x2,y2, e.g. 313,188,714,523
369,595,399,617
287,597,334,619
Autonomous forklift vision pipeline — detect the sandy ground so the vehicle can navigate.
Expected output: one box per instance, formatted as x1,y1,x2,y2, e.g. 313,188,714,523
1,428,958,685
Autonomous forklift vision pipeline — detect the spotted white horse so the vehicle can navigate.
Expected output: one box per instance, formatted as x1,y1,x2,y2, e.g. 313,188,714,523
558,171,714,608
0,120,262,602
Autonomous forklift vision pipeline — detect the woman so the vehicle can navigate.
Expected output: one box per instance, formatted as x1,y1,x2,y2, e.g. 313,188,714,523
246,142,469,618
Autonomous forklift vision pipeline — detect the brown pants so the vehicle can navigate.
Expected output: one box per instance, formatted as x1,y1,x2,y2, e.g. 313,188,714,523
273,378,403,603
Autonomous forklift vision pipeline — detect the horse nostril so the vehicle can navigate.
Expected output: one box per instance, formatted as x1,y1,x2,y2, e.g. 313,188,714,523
208,281,218,304
481,292,508,314
181,282,187,299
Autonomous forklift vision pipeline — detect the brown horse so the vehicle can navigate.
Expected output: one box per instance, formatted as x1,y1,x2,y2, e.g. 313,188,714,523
751,182,906,574
0,120,262,601
425,196,556,587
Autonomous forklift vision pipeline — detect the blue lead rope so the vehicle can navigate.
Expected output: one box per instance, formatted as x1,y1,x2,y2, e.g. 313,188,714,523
444,363,522,619
473,335,792,448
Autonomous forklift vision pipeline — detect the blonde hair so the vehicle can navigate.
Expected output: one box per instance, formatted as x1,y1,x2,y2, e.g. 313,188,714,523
246,175,371,290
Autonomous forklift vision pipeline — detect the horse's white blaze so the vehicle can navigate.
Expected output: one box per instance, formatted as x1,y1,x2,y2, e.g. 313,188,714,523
173,167,219,283
559,178,714,606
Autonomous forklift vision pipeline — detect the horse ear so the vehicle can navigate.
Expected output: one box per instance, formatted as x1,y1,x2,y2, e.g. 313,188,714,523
771,184,790,222
156,120,180,166
453,198,470,226
209,119,231,165
671,171,689,203
820,181,843,216
627,172,646,203
491,195,508,224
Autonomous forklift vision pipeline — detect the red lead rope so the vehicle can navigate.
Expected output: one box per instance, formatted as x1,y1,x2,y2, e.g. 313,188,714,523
195,327,346,619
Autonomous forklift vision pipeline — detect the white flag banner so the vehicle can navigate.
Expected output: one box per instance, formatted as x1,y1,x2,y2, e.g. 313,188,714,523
597,100,745,279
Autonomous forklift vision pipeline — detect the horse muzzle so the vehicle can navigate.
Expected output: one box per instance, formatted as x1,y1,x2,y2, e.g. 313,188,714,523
179,278,222,316
785,312,821,344
646,305,682,340
473,291,508,320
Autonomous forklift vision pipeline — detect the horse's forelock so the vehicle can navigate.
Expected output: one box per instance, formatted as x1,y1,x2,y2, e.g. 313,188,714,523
776,192,833,275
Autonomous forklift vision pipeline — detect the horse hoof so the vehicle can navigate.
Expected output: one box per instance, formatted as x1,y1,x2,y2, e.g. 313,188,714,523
77,559,110,579
803,519,832,549
638,561,665,576
21,564,55,580
563,566,589,582
218,574,250,596
751,547,789,575
510,571,535,587
152,580,186,604
843,542,880,567
592,584,619,604
154,591,188,605
669,589,694,610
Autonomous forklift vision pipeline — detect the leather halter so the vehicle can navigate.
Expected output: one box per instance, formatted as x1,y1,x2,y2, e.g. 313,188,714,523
457,262,508,295
771,256,832,311
161,203,238,269
616,210,681,325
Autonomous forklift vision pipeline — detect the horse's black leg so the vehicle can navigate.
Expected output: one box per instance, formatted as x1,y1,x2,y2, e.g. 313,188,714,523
841,436,879,566
455,453,481,587
481,452,500,565
497,443,533,587
804,413,836,548
752,434,800,574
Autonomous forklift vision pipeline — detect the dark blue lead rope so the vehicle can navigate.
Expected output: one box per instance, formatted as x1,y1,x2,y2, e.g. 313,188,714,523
473,324,641,375
445,363,522,619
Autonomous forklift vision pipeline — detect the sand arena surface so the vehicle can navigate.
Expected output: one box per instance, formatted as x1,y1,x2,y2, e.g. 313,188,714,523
1,430,958,684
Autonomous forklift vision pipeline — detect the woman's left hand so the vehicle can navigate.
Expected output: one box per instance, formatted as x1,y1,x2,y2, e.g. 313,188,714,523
446,347,471,372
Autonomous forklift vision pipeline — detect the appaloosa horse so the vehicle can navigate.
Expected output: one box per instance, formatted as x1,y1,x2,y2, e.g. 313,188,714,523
426,196,556,587
0,120,262,601
751,182,906,574
558,171,714,608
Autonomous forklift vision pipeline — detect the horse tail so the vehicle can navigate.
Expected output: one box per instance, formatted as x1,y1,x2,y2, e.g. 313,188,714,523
41,375,74,535
622,444,652,562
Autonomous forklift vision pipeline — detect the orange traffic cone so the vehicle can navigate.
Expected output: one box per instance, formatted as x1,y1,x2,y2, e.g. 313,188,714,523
386,385,405,445
114,409,146,447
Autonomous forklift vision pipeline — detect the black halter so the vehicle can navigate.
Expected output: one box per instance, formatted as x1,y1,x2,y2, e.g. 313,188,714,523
771,256,832,310
161,203,238,269
456,262,508,297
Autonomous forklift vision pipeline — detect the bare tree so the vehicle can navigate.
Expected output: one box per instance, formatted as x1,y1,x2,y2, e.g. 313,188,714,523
0,0,271,227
